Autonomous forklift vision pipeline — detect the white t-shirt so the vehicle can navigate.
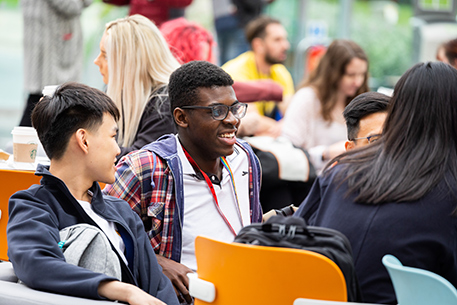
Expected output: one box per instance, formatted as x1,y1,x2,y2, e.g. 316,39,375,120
176,136,251,271
77,199,127,265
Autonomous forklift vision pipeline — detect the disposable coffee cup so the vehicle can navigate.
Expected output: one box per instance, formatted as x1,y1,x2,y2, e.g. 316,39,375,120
42,85,58,97
11,127,39,164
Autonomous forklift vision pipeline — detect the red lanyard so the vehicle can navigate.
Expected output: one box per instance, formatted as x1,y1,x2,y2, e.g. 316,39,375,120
182,147,243,236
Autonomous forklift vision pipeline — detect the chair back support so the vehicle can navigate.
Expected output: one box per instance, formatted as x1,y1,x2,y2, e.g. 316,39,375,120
0,169,41,261
194,236,347,305
293,297,379,305
382,254,457,305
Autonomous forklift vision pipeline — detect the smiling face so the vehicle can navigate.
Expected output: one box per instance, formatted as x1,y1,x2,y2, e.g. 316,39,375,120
338,57,368,98
86,113,120,184
94,32,109,85
180,86,240,162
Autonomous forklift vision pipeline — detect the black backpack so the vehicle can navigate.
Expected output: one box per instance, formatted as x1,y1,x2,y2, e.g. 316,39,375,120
234,215,362,302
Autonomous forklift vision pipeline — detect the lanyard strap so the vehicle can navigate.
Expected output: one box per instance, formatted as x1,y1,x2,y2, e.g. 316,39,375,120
182,147,243,236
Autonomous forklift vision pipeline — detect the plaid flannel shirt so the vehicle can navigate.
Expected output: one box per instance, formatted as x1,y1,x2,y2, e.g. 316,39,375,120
104,135,262,262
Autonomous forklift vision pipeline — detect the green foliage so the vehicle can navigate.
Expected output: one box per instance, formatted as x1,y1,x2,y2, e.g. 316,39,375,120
351,1,413,86
0,0,19,8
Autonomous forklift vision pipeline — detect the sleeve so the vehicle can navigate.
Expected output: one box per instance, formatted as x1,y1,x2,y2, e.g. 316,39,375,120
281,87,316,149
158,0,193,7
118,98,176,161
102,0,130,5
294,175,323,224
130,208,179,305
273,65,295,97
104,152,164,252
7,190,116,300
44,0,92,17
232,80,283,103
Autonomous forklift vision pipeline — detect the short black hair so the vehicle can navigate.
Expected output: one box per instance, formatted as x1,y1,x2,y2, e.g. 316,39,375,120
343,92,389,140
31,82,120,160
245,15,281,45
168,61,234,113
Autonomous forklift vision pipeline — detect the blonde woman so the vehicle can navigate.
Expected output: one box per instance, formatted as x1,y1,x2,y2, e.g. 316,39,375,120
94,14,180,160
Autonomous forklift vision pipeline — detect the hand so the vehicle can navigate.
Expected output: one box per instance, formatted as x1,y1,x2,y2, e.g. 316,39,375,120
98,280,166,305
156,254,194,304
326,140,347,160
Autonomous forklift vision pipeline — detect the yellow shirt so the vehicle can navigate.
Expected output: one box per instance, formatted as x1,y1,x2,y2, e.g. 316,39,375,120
222,51,294,118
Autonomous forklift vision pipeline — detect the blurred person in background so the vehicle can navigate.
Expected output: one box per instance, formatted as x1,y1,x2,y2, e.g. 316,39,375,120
343,92,389,151
160,17,284,136
295,62,457,304
94,14,180,161
102,0,192,27
282,39,369,171
440,38,457,68
19,0,92,127
213,0,274,65
223,16,294,137
436,42,449,64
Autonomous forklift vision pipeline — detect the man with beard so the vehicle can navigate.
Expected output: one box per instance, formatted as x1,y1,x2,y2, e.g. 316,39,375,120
222,16,294,137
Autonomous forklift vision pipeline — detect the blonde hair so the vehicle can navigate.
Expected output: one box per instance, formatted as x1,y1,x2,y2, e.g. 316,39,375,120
104,14,180,147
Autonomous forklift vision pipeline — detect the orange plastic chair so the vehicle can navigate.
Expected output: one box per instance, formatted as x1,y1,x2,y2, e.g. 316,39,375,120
189,236,347,305
0,169,41,261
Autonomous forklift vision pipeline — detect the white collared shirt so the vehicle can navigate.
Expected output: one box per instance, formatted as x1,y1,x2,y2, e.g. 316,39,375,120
176,135,250,270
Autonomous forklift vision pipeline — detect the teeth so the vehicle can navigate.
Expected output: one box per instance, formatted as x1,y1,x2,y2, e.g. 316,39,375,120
219,132,235,138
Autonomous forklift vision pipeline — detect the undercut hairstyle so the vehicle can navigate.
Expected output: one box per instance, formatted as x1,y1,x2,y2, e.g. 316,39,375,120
344,92,390,140
168,61,234,113
245,15,281,45
31,82,120,160
444,38,457,67
300,39,369,122
328,62,457,206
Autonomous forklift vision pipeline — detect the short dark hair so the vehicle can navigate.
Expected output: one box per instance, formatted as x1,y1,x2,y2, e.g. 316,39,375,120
245,15,281,45
31,82,120,160
168,61,234,113
343,92,390,140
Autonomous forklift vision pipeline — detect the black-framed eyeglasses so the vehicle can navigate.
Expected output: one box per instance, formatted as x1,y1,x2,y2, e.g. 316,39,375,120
351,134,381,144
181,102,248,121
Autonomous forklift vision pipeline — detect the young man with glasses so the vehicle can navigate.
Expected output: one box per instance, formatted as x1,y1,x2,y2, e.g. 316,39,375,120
104,61,262,304
343,92,389,151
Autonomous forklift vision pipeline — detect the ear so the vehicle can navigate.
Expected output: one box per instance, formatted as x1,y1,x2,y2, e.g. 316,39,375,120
173,108,189,128
75,128,90,154
345,140,355,151
251,37,264,54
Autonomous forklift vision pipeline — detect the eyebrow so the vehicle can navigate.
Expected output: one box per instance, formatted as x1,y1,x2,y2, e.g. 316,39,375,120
207,100,240,106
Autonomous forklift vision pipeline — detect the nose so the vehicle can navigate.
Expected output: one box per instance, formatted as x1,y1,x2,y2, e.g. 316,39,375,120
354,74,365,88
94,54,100,67
223,109,239,126
115,144,121,157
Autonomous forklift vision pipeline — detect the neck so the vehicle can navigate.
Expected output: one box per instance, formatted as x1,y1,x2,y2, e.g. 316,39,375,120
254,53,271,75
49,158,93,202
179,137,222,179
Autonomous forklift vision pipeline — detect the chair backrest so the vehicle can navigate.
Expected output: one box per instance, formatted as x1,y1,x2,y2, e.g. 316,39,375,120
193,236,347,305
382,254,457,305
0,169,41,261
293,297,379,305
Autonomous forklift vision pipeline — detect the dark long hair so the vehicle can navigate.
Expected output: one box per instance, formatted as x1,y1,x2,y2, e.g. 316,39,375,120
329,62,457,204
